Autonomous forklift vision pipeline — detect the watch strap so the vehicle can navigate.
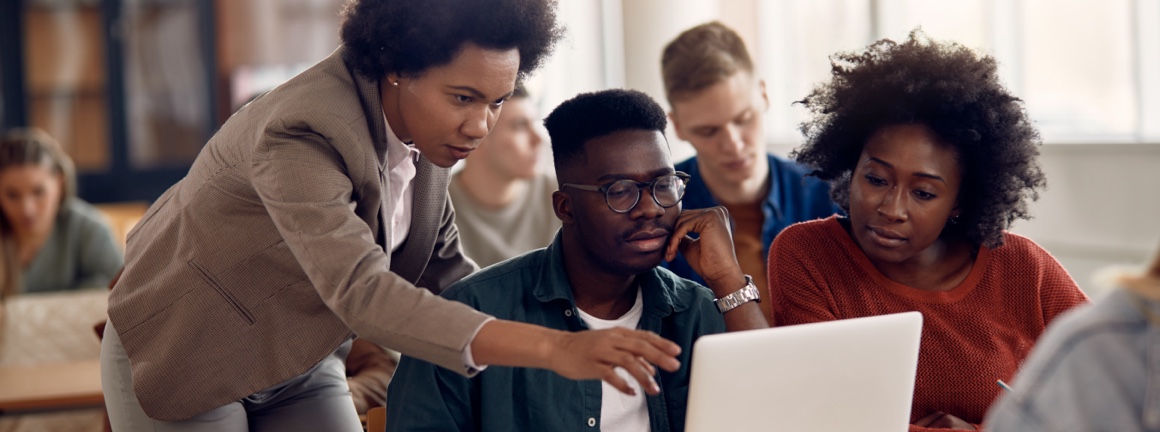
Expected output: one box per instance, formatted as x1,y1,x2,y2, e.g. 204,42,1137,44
714,275,760,313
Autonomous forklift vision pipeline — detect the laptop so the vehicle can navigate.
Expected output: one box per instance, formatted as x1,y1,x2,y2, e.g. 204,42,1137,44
685,312,923,432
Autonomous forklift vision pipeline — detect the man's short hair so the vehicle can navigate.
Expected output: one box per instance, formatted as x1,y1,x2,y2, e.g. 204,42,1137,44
661,21,754,104
544,89,668,174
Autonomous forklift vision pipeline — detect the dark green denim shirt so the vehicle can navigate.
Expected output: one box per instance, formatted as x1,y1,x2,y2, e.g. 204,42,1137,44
386,233,727,431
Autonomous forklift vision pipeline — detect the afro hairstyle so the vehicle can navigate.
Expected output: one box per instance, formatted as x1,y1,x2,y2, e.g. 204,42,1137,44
339,0,564,80
793,29,1046,248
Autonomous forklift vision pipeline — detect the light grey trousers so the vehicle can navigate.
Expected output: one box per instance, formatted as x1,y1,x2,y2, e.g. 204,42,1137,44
100,321,362,432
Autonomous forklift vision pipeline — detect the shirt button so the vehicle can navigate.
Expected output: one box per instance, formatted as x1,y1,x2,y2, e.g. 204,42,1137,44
587,417,596,427
564,309,573,317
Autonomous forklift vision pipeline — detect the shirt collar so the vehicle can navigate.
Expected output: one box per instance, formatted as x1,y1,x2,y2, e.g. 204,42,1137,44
533,231,692,318
383,111,421,169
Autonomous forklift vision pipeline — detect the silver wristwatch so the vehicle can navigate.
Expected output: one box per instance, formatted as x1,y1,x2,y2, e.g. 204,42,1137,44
714,275,760,313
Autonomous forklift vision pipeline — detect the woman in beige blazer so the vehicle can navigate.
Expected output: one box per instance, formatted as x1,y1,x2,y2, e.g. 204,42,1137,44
101,1,682,430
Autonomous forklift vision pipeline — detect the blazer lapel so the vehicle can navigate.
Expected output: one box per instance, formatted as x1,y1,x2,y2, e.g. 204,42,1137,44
390,156,447,283
348,50,394,249
344,48,449,284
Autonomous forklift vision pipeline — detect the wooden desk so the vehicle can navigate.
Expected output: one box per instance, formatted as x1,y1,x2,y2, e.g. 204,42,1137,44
0,360,103,413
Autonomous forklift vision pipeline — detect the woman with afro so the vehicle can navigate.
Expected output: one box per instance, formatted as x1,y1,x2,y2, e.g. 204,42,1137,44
767,30,1089,430
101,0,683,430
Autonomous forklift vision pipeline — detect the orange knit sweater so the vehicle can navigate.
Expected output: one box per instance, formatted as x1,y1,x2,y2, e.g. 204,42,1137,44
767,216,1089,431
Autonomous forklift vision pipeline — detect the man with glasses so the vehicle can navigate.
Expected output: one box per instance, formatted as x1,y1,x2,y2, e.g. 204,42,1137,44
386,89,766,432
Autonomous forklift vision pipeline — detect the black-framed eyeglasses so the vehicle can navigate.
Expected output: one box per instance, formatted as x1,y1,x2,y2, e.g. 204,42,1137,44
561,172,690,213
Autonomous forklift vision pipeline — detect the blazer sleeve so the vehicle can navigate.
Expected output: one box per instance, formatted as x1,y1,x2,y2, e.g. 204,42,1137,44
251,115,491,376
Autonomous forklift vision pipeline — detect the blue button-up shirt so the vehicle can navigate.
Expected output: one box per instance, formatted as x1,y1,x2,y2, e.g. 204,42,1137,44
985,287,1160,431
665,153,838,285
386,233,727,432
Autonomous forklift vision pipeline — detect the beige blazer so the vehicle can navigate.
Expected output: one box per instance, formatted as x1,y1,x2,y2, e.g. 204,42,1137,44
107,47,490,421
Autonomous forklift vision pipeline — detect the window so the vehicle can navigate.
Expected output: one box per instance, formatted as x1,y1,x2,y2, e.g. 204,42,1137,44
757,0,1160,145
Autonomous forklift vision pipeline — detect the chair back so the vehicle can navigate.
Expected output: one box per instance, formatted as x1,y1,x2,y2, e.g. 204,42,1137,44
366,406,386,431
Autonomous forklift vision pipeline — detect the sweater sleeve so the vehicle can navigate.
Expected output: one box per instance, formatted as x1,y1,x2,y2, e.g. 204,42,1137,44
766,225,840,326
1034,249,1089,325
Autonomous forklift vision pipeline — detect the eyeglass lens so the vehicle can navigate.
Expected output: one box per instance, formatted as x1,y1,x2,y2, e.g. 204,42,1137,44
605,175,685,212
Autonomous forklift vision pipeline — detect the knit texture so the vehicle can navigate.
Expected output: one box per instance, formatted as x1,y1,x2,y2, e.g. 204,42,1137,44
767,216,1088,431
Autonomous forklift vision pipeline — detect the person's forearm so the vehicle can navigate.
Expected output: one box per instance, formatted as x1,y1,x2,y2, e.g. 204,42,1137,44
469,319,561,369
468,318,682,396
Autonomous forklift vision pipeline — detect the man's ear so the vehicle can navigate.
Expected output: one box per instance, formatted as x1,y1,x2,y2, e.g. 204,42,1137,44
668,111,689,142
552,190,575,224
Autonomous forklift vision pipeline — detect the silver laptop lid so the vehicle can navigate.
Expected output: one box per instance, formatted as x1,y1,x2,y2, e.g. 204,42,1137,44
685,312,923,432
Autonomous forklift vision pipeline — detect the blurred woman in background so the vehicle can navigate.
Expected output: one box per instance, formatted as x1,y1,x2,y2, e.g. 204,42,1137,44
0,128,121,298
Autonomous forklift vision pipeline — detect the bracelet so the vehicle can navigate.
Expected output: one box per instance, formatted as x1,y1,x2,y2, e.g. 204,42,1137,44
713,275,760,313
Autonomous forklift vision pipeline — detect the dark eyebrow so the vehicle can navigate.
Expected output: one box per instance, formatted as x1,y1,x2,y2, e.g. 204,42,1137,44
914,172,946,184
867,157,946,184
448,86,513,103
867,157,893,168
448,86,486,99
594,168,674,184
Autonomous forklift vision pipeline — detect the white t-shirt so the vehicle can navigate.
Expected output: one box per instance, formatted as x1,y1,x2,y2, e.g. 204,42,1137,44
576,289,651,432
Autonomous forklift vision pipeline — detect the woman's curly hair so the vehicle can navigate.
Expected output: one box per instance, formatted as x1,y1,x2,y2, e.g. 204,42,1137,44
793,30,1046,248
339,0,564,80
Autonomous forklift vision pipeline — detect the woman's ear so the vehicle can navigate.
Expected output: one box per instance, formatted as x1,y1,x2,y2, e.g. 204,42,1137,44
947,203,962,226
552,190,574,225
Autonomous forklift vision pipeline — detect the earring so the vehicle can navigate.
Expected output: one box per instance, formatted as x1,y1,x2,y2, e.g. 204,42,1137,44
949,215,960,225
392,81,399,86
